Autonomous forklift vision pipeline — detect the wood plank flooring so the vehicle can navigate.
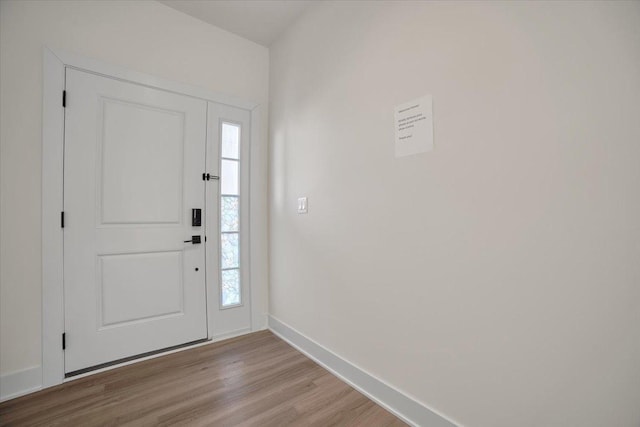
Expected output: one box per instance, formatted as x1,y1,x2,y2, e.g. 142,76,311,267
0,330,407,426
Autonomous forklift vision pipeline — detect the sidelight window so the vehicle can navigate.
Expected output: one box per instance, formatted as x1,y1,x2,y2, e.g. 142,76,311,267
220,122,242,307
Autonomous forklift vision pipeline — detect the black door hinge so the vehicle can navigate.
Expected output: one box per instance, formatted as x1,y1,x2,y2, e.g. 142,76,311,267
61,211,65,228
62,90,66,108
62,333,66,350
202,173,220,181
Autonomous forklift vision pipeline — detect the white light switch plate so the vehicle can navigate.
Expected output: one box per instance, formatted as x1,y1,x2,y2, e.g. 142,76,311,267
297,197,308,214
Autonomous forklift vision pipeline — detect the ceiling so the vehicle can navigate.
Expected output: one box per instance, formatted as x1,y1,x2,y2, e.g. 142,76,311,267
160,0,314,46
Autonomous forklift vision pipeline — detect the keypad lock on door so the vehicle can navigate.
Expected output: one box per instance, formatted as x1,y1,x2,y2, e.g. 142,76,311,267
192,208,202,226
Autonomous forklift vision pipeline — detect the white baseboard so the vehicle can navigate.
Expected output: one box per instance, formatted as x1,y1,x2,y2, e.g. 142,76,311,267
268,315,458,427
0,366,42,402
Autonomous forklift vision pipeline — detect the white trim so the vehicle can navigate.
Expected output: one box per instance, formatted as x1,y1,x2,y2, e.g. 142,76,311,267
41,46,263,391
268,315,459,427
0,367,43,403
248,104,267,331
51,48,258,111
204,101,217,340
42,47,66,388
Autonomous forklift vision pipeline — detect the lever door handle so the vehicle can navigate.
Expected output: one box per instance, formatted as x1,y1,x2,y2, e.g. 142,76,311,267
184,235,202,244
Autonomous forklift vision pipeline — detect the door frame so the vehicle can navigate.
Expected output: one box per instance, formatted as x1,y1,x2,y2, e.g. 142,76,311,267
42,47,262,388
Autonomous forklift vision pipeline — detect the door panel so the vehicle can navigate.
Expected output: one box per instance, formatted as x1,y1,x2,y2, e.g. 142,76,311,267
64,69,208,373
100,98,184,225
99,251,184,327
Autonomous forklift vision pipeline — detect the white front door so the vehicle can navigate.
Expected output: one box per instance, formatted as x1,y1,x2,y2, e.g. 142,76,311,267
63,69,208,374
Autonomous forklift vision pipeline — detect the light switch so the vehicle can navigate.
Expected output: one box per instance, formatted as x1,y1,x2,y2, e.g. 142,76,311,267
297,197,308,214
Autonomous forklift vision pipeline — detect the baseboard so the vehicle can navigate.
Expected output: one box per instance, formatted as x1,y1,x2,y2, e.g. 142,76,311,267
268,315,458,427
0,366,42,402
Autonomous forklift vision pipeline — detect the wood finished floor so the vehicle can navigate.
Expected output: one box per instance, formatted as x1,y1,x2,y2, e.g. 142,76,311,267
0,331,407,426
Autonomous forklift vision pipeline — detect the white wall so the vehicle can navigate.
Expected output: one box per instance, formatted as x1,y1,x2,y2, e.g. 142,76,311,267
0,0,269,378
269,2,640,426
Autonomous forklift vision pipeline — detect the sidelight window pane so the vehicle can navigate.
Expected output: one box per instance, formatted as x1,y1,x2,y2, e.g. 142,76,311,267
221,123,240,159
221,269,240,306
221,196,239,232
221,233,239,269
221,160,239,195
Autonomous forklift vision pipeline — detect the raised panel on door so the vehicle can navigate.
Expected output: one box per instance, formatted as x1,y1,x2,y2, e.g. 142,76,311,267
64,69,208,374
100,98,184,225
98,251,184,328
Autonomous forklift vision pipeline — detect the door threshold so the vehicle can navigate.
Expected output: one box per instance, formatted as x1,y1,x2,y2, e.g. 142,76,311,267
65,338,209,378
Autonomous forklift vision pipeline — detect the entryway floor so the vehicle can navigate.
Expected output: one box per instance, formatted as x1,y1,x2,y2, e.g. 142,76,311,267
0,330,407,426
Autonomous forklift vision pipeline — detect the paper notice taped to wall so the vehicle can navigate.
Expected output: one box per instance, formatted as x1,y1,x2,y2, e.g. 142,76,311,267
394,95,433,157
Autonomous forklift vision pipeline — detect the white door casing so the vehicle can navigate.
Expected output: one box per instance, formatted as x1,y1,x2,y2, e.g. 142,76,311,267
63,69,208,373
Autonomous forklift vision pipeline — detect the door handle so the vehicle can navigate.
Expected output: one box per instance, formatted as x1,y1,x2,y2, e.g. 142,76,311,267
184,236,201,244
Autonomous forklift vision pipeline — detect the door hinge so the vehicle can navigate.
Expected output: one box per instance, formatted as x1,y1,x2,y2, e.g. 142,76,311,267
62,333,66,350
202,173,220,181
61,211,65,228
62,90,66,108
